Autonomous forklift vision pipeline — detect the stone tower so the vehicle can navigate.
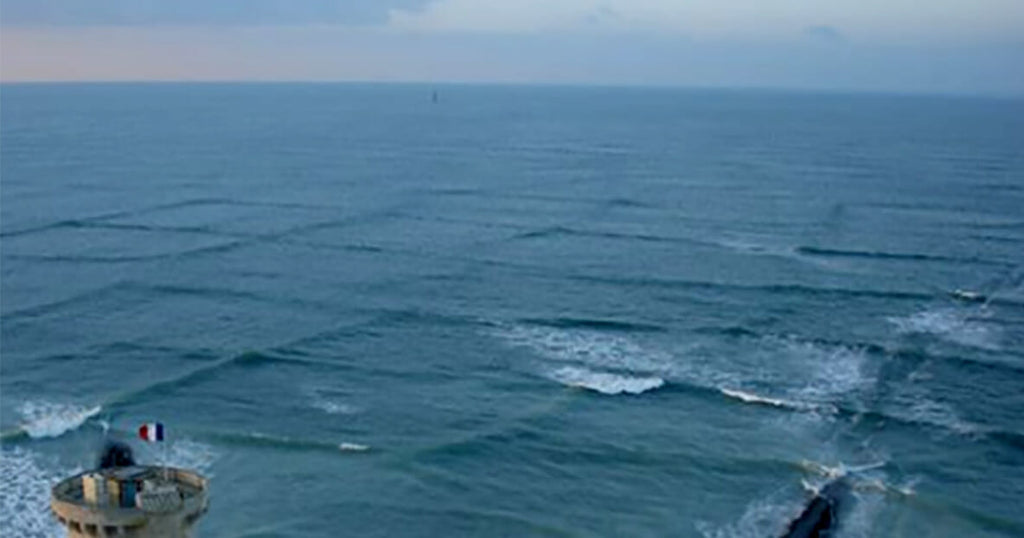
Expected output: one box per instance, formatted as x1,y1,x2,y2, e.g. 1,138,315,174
51,464,209,537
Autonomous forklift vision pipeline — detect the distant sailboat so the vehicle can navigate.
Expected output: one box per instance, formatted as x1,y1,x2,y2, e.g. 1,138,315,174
432,90,439,104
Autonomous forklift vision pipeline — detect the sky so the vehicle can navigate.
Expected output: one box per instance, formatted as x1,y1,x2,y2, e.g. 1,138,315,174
2,0,1023,94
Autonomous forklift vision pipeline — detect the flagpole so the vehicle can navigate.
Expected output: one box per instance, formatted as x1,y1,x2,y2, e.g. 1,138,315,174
141,422,171,482
163,432,169,482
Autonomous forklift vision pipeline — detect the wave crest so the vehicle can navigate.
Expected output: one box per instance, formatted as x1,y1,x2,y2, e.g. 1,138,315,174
493,324,670,373
18,401,101,439
549,366,664,395
719,388,818,412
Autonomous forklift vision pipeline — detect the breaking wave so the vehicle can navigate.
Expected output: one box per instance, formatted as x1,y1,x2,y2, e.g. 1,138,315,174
683,334,873,412
719,388,818,412
16,401,102,439
493,323,670,373
493,320,1003,440
493,323,670,395
548,366,665,395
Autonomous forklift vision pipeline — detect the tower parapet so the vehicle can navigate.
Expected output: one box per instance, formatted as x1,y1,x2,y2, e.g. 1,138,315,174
51,465,208,537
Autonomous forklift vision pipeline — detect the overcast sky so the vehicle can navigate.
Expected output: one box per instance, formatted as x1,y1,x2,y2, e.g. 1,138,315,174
2,0,1022,94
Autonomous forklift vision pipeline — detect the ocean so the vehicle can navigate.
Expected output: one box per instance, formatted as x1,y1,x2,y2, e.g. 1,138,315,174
1,83,1022,537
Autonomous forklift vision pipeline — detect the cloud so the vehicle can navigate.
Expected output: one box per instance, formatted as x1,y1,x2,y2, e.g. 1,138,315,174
385,0,1024,43
584,5,622,27
0,0,431,26
3,24,1023,94
4,0,1021,45
805,25,844,41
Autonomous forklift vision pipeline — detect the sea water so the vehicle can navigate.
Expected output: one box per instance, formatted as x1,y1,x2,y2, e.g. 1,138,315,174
2,83,1023,536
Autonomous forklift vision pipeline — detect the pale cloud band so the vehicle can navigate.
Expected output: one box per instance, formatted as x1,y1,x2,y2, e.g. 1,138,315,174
3,0,1023,42
1,0,1022,93
0,0,428,26
386,0,1024,42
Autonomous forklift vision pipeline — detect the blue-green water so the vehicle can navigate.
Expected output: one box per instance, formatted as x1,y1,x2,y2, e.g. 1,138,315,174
2,83,1023,537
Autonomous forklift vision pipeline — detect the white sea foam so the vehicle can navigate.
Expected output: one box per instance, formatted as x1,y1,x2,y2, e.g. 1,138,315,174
800,459,902,538
497,322,873,410
18,401,101,439
304,386,360,416
494,324,670,373
312,399,358,416
895,393,978,435
856,477,918,497
701,459,894,538
874,368,979,435
548,366,664,395
494,324,671,395
157,439,218,475
719,388,813,411
338,443,370,452
798,459,886,480
888,307,1000,350
1,447,79,538
716,237,773,254
701,335,872,418
697,495,795,538
773,338,873,402
838,489,884,538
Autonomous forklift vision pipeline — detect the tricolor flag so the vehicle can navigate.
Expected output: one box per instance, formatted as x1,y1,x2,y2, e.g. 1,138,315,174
138,422,165,442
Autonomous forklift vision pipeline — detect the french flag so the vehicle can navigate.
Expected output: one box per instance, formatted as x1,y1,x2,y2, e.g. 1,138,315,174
138,423,165,442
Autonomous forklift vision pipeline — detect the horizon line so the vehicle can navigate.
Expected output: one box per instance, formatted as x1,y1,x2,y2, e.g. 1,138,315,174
2,78,1021,100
